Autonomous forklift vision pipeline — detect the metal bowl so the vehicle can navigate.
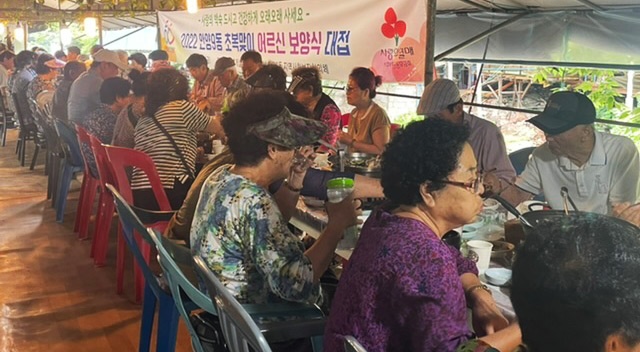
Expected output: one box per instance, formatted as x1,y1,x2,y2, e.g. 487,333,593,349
343,152,381,177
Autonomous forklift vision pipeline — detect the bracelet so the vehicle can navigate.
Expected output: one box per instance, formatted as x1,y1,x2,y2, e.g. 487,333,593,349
465,284,492,297
284,180,302,193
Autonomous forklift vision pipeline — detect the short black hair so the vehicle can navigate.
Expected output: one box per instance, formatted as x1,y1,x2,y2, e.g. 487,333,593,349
222,90,289,166
54,50,66,60
34,53,55,75
67,46,81,55
0,50,15,62
291,66,322,96
349,67,382,99
90,44,103,55
145,68,188,116
128,70,151,97
245,64,287,91
511,214,640,352
185,53,207,68
15,50,36,70
100,77,131,105
381,118,470,206
63,61,86,81
149,49,169,61
128,52,147,68
240,50,262,64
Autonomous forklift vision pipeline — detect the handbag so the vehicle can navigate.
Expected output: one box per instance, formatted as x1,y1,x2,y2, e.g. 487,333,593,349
149,116,196,183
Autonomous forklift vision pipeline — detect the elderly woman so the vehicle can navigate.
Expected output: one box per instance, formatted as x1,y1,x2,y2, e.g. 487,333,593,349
289,66,341,147
132,68,217,210
112,70,149,148
325,118,521,351
191,90,356,307
27,53,64,116
338,67,390,155
511,214,640,352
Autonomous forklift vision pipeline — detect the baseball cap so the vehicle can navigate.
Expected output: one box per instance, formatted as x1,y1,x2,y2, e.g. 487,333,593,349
93,49,129,72
417,78,461,116
211,57,236,76
527,91,596,135
246,106,327,148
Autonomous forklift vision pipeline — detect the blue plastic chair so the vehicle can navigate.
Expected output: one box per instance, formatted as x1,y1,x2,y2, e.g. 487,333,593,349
151,229,327,352
53,119,84,223
508,146,536,176
107,184,181,352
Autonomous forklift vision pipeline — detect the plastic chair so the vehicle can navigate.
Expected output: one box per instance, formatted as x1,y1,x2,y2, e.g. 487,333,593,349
74,125,101,240
0,88,16,147
107,184,181,352
193,255,272,352
344,336,368,352
340,113,350,128
53,119,84,223
192,256,327,352
35,103,63,204
508,146,536,175
89,134,120,267
104,145,173,302
12,93,39,167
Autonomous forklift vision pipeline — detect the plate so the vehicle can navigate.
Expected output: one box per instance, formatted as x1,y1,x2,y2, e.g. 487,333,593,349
302,196,325,208
485,268,512,286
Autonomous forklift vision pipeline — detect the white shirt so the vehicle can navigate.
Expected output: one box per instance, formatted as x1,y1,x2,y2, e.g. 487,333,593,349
516,131,639,214
0,64,9,89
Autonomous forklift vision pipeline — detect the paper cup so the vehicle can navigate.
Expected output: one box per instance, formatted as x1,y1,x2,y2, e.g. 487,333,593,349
466,240,493,274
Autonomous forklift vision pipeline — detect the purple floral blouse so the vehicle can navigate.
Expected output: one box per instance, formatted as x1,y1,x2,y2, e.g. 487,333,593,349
324,209,493,352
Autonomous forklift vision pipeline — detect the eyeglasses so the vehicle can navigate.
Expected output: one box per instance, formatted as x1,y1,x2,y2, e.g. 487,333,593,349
344,86,355,93
435,173,484,194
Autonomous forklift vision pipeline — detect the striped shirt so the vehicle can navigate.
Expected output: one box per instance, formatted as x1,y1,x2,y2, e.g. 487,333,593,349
132,100,210,190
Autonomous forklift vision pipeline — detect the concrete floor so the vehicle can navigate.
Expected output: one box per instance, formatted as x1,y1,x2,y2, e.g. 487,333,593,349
0,130,192,352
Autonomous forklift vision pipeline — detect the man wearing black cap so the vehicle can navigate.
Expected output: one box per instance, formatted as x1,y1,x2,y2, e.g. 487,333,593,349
500,91,639,215
211,56,249,111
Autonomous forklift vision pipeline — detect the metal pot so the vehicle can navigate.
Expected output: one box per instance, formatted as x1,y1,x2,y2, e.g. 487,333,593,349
342,152,381,178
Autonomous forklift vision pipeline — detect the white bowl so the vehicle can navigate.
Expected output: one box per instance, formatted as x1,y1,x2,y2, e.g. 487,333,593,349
485,268,512,286
461,224,481,240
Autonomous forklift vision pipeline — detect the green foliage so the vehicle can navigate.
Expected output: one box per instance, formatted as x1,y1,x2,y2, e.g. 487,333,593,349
392,111,423,127
28,22,97,55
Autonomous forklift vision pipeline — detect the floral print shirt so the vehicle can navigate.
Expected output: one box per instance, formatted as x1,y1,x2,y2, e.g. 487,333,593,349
325,209,495,352
191,165,320,304
27,75,55,119
79,104,117,178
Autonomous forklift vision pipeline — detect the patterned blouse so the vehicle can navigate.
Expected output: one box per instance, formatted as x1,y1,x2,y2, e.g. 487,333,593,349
27,76,56,119
79,104,117,178
190,165,320,305
324,209,497,352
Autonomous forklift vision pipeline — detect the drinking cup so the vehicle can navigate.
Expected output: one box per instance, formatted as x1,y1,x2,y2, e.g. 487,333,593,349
466,240,493,274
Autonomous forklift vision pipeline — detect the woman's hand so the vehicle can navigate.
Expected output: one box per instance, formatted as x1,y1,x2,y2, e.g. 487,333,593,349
339,131,353,145
288,146,315,188
325,192,358,234
613,202,640,227
470,289,510,336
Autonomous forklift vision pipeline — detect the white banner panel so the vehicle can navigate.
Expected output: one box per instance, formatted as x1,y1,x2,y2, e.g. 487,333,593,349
158,0,427,83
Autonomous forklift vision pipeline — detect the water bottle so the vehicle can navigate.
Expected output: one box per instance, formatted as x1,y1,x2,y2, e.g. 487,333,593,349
326,177,358,249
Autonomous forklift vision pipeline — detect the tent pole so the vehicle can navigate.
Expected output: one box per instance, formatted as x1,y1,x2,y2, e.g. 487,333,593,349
424,0,437,85
98,16,103,46
156,12,161,50
626,70,635,109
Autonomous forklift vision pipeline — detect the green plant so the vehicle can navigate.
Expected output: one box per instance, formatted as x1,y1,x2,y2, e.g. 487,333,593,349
391,111,422,127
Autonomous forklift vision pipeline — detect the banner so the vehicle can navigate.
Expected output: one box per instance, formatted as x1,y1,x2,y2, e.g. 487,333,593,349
158,0,427,83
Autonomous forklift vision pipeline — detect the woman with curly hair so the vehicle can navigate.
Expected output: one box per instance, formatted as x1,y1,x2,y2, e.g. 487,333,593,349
325,118,521,351
338,67,390,154
132,68,217,209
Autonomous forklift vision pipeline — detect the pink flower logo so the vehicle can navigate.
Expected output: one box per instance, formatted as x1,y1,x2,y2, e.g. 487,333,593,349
381,8,406,46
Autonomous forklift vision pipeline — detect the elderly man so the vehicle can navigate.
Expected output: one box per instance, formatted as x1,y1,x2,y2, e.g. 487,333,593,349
67,46,81,62
500,91,639,215
186,53,224,113
51,61,86,121
240,50,262,79
67,49,128,124
417,79,515,191
211,56,250,110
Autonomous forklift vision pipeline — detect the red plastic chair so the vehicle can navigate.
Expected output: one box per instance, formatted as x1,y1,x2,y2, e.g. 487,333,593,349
104,145,173,303
340,113,351,129
390,123,402,139
74,125,101,240
88,134,120,268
